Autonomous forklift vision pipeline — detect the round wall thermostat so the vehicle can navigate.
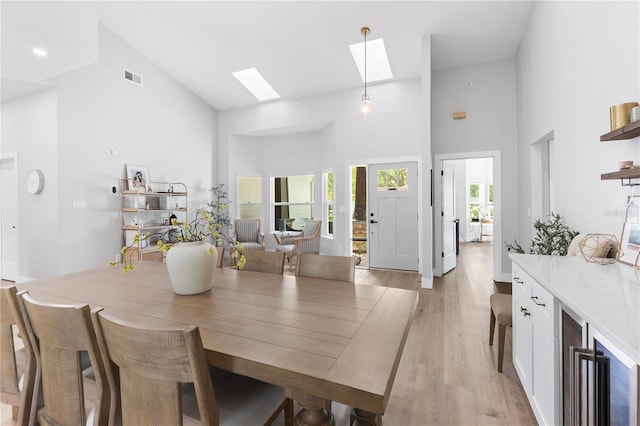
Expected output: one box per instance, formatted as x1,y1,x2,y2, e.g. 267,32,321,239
26,169,45,194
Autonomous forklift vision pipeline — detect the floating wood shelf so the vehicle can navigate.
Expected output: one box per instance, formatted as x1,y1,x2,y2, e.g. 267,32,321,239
601,120,640,141
601,168,640,186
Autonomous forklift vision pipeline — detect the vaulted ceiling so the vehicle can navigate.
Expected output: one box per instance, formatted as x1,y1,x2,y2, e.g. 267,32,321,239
1,1,533,110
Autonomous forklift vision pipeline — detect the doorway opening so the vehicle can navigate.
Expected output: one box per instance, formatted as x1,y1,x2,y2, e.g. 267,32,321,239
348,161,419,271
434,151,502,280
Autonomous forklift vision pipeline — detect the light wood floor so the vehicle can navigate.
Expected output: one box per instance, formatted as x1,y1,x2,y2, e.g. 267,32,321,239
1,243,535,425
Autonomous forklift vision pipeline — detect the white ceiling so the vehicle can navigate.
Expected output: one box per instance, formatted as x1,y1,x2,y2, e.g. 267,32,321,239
1,1,533,110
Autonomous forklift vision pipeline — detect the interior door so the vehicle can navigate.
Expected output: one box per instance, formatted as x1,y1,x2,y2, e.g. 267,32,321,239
368,162,418,271
1,155,18,281
441,168,457,274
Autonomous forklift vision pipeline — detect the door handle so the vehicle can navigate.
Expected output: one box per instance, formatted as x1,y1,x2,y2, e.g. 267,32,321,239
370,220,378,224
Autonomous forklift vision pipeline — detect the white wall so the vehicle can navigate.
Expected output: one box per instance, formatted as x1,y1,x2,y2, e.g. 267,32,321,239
432,57,518,278
2,24,217,279
1,89,59,279
516,1,639,251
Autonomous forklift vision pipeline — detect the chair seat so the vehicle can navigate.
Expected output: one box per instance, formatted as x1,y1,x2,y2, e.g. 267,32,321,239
490,293,512,325
182,367,288,426
275,244,294,254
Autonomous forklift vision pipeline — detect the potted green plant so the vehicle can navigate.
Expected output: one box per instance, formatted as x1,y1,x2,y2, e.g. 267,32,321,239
505,212,578,256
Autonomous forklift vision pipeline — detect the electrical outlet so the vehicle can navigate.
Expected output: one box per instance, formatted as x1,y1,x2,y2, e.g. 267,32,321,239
116,253,122,263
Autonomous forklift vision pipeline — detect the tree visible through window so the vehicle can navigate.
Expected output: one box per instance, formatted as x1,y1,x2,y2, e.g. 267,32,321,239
323,171,334,235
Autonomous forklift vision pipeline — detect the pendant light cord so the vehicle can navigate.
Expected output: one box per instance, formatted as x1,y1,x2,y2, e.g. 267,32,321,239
364,28,367,97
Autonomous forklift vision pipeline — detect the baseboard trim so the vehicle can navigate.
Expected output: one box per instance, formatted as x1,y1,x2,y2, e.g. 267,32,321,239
421,276,433,289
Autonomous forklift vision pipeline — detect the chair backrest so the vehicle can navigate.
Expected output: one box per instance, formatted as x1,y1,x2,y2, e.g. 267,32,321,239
18,292,110,426
216,246,225,268
0,286,36,426
296,220,322,254
295,254,356,283
91,308,219,425
241,250,285,274
302,220,321,238
233,219,261,243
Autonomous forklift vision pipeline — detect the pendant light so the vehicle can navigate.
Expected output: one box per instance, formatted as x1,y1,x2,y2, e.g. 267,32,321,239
356,26,373,119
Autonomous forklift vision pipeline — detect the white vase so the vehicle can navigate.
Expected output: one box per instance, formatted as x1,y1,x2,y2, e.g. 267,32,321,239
165,241,216,295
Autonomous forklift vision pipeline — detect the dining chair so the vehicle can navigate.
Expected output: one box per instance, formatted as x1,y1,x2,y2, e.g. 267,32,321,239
18,292,111,426
0,286,36,426
91,308,293,426
216,246,226,268
295,254,356,283
275,220,322,267
232,219,265,251
240,250,285,274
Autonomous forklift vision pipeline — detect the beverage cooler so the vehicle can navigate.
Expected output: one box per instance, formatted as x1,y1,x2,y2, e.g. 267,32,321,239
562,307,639,425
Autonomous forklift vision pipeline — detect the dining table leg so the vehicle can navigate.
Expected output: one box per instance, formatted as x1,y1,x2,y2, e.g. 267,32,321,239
350,408,382,425
287,388,335,426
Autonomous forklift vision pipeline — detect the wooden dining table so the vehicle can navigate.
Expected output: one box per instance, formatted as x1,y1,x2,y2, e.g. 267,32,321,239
16,261,418,426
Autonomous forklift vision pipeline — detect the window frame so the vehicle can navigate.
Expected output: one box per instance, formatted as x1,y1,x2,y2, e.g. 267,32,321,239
270,173,315,232
322,170,334,238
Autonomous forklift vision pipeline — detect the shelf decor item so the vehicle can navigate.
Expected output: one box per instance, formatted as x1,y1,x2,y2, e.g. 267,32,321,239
125,164,150,190
610,102,639,131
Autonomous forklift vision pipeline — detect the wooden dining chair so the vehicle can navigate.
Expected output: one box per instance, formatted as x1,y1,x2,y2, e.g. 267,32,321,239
91,308,293,426
18,292,111,426
0,286,36,426
295,254,356,283
240,250,285,274
216,246,226,268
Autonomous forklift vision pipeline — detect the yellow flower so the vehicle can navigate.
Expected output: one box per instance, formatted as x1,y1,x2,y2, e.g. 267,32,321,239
236,242,244,251
208,247,216,256
237,254,246,270
109,261,117,266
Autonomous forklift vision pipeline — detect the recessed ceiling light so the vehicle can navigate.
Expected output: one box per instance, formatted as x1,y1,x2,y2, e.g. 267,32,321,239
349,38,393,83
232,67,280,101
32,48,48,57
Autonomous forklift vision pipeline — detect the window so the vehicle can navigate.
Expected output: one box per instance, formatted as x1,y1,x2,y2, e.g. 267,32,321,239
237,177,261,219
272,175,314,231
469,182,493,221
377,168,408,191
322,171,334,236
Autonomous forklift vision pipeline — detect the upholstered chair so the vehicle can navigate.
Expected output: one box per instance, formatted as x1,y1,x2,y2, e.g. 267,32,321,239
275,220,322,266
232,219,265,251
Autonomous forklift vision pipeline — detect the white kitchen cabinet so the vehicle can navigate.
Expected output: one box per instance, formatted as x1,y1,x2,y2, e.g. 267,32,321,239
511,264,560,425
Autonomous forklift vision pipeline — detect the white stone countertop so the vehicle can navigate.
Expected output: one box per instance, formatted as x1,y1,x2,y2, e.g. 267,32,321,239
509,253,640,364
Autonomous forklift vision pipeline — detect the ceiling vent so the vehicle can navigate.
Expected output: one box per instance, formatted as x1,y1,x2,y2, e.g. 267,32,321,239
123,69,143,86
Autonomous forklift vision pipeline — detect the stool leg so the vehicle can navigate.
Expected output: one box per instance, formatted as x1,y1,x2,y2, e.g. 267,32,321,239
497,323,506,373
489,309,496,345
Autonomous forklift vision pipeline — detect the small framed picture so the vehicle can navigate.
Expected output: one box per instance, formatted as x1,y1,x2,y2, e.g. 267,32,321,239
618,196,640,266
126,164,150,191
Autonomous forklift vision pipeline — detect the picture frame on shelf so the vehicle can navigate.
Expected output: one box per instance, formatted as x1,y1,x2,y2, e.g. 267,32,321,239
126,164,150,191
618,196,640,267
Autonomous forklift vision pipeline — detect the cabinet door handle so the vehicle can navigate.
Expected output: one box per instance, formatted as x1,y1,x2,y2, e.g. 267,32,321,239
570,346,610,426
530,296,546,307
513,276,523,284
520,306,530,317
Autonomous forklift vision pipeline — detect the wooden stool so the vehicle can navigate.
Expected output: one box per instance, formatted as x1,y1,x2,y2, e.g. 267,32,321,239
489,293,512,372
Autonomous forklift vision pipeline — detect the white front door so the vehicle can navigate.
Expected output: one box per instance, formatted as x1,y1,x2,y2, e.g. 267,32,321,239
368,162,418,271
441,168,457,274
1,155,18,281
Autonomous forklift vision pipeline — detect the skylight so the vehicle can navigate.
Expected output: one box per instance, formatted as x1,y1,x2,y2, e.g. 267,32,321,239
232,67,280,101
349,38,393,83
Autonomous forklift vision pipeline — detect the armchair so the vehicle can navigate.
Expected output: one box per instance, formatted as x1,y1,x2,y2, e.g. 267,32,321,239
275,219,322,265
232,219,265,251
